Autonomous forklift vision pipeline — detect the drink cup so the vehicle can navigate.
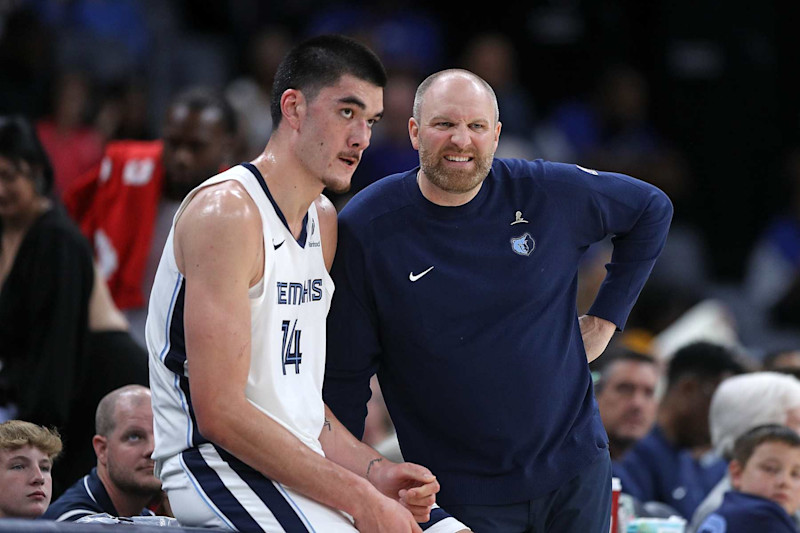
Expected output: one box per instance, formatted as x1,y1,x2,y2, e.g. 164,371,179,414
611,477,622,533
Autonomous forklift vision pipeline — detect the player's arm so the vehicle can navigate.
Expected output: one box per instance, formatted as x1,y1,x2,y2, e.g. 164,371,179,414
319,404,439,523
177,183,421,533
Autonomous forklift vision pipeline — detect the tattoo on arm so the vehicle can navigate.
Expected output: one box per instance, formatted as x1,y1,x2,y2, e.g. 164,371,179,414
323,418,332,432
366,457,383,480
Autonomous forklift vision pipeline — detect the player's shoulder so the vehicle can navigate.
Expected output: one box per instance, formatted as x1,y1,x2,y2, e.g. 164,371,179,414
315,193,337,226
185,177,255,218
176,179,263,267
177,168,259,234
182,164,252,201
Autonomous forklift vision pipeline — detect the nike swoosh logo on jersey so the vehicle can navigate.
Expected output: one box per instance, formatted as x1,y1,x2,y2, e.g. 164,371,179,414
409,266,434,282
273,240,285,250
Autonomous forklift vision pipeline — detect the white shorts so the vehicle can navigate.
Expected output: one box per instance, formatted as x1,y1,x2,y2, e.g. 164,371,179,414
160,444,468,532
160,444,356,532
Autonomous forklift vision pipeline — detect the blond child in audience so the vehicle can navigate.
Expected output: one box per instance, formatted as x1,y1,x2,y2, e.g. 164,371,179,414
0,420,62,518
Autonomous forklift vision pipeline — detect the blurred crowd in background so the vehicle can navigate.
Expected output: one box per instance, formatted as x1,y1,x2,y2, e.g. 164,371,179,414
4,0,797,351
3,0,800,527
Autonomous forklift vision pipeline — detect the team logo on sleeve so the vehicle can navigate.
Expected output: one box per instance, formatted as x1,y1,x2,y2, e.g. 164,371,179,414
511,233,535,256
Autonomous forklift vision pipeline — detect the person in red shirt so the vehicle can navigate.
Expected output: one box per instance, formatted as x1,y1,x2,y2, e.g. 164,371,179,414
36,71,105,197
63,88,237,345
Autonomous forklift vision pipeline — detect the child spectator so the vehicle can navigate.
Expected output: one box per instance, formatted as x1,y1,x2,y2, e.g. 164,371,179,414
697,424,800,533
0,420,62,518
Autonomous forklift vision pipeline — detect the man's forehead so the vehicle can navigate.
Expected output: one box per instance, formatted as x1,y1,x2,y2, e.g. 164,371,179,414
421,76,494,119
113,395,152,422
315,75,383,107
0,445,49,462
112,415,153,437
608,359,658,380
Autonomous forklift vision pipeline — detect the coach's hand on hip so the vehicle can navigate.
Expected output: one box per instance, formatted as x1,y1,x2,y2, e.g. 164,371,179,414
579,315,617,363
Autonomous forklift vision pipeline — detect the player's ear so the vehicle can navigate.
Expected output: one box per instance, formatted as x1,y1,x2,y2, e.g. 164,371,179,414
409,117,420,150
281,88,306,130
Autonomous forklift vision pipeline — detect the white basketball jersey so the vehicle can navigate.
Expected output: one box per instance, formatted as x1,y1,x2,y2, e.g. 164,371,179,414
147,163,334,468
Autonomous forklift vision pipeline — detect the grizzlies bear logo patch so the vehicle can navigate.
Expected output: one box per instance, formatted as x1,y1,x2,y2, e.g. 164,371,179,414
511,233,535,256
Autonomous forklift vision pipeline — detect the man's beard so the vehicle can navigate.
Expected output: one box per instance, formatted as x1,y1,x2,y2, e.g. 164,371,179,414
418,145,494,194
108,464,162,497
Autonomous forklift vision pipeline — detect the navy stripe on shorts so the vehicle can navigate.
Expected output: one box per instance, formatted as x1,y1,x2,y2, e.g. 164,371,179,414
182,446,311,532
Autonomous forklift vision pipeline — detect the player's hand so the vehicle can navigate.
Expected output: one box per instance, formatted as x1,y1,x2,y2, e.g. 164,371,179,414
352,492,423,533
579,314,616,363
368,460,439,522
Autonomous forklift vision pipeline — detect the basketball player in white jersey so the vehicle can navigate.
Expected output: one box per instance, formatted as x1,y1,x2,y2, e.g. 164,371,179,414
146,35,467,532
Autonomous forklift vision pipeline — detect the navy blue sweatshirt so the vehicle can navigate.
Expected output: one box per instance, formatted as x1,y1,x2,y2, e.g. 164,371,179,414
43,467,155,521
698,491,799,533
324,158,673,505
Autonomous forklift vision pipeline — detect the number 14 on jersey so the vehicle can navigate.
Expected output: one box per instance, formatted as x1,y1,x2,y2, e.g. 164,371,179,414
281,319,302,375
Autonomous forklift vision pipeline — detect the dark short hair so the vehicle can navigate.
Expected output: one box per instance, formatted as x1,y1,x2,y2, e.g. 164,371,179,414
270,34,387,127
0,115,54,196
590,346,658,392
170,87,238,136
731,423,800,466
666,341,747,389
